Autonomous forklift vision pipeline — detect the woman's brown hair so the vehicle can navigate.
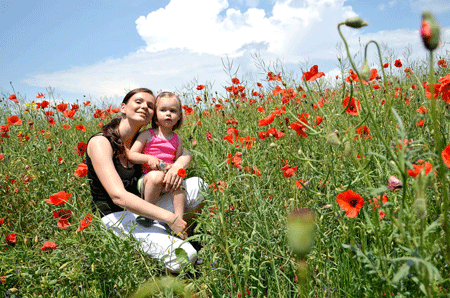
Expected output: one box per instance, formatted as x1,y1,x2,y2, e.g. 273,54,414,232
101,88,154,159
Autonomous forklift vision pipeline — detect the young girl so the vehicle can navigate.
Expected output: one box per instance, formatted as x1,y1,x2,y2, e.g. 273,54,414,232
127,91,187,239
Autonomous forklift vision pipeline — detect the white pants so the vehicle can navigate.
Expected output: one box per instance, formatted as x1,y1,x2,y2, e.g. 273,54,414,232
100,177,205,272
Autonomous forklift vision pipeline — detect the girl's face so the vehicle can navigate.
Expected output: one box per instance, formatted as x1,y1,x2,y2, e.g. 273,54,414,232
121,92,155,125
155,96,181,129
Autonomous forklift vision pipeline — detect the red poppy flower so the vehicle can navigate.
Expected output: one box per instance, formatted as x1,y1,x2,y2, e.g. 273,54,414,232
355,126,371,140
336,189,365,218
75,142,87,156
64,109,77,118
394,59,402,67
0,276,6,284
232,78,240,85
40,100,49,108
0,218,4,227
9,94,18,103
7,115,22,125
383,63,389,68
302,65,325,82
5,233,16,246
196,85,205,90
206,132,213,141
76,214,93,232
57,220,71,229
56,103,67,113
295,179,306,188
177,168,186,178
416,120,424,127
342,97,361,115
210,181,228,192
48,117,55,126
369,194,388,219
267,72,282,81
227,152,242,168
41,241,57,251
74,163,88,177
387,175,403,191
442,145,450,168
83,101,91,106
52,209,72,220
45,191,72,205
239,135,256,150
408,160,435,177
62,124,71,129
75,124,86,131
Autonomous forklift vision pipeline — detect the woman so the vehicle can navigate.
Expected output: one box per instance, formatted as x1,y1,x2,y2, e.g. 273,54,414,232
86,88,204,272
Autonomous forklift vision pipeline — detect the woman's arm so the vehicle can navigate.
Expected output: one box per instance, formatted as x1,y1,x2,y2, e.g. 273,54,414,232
127,130,161,170
163,147,192,192
87,135,186,233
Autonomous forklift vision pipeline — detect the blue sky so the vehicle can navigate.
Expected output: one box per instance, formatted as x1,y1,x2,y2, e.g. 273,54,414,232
1,0,449,104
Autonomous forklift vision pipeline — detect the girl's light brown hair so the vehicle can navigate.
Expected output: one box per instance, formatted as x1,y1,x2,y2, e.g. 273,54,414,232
152,91,183,130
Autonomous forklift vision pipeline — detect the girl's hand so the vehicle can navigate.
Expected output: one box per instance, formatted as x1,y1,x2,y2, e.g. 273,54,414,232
147,156,162,170
162,164,183,192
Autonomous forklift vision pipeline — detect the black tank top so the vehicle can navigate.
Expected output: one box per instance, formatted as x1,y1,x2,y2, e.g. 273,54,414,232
86,133,141,216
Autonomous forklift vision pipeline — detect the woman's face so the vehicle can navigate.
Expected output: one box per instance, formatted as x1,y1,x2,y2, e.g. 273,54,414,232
121,92,155,126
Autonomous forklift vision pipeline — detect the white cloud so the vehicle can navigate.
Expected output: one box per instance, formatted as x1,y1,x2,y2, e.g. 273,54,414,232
379,4,385,10
23,0,450,99
409,0,450,14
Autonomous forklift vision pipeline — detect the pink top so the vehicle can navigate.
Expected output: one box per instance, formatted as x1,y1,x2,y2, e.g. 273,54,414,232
141,129,179,174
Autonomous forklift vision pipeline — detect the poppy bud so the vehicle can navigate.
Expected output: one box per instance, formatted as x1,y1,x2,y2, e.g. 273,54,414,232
326,132,341,147
344,16,368,29
414,198,427,219
360,61,370,81
421,11,440,51
191,138,198,147
34,235,39,244
387,175,402,191
270,142,277,148
287,208,316,259
343,142,353,158
297,148,302,155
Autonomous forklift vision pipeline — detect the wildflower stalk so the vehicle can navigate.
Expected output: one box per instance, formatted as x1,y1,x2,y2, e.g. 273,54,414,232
427,53,450,262
338,21,412,279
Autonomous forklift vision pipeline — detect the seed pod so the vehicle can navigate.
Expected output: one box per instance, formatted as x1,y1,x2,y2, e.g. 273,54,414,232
287,208,316,259
343,142,353,158
421,11,440,51
360,61,370,81
326,132,341,147
344,16,368,29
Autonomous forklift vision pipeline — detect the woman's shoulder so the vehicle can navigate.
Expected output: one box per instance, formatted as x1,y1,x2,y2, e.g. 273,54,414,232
87,133,113,154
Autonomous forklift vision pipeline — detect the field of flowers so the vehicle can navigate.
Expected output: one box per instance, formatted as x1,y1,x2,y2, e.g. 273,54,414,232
1,14,450,298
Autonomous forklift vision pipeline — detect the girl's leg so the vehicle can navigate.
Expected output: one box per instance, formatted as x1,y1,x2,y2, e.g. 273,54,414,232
172,187,186,239
142,171,165,204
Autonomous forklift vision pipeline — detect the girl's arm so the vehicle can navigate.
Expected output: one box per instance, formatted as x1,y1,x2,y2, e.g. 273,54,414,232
174,134,183,160
87,135,186,233
127,130,161,170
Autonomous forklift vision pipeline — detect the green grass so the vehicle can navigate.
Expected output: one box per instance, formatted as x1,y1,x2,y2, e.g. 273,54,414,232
1,20,450,297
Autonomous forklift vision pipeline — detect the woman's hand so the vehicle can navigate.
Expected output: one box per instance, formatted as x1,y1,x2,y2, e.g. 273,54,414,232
168,214,187,239
162,164,184,192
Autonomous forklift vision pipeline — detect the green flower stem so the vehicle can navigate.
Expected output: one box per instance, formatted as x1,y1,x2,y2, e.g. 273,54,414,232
428,53,450,262
338,22,410,244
